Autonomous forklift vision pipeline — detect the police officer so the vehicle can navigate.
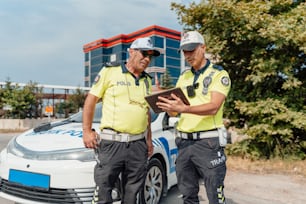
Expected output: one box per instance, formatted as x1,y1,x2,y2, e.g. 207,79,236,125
82,37,161,204
157,30,231,204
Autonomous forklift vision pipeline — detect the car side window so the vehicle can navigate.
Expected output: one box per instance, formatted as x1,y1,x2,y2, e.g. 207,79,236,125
93,103,102,123
150,109,158,123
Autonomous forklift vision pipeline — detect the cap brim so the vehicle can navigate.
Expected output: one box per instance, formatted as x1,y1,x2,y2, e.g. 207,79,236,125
179,43,201,52
153,50,160,56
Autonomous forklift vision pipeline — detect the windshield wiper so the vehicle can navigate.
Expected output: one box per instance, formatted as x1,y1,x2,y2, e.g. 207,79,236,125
33,119,74,133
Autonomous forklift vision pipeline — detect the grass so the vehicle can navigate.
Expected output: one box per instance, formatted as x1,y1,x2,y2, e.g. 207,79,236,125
227,156,306,177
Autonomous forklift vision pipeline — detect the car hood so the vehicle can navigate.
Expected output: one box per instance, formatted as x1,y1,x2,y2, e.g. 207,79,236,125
15,122,88,152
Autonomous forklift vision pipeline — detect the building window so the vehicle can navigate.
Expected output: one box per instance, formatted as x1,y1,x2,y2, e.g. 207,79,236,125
166,57,180,67
91,48,103,58
166,48,180,58
153,36,164,48
91,57,103,66
85,53,89,62
153,54,164,67
166,38,180,49
85,66,89,77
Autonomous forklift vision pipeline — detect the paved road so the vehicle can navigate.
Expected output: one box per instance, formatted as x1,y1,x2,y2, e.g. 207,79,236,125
0,132,16,150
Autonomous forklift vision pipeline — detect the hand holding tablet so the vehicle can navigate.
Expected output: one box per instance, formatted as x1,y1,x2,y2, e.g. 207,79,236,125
145,87,190,113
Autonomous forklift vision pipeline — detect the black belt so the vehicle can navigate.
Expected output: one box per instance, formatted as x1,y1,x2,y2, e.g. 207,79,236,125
177,129,218,140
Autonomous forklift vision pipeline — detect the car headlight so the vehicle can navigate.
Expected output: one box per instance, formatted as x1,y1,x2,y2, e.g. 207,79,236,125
7,137,95,162
7,136,25,157
0,149,6,166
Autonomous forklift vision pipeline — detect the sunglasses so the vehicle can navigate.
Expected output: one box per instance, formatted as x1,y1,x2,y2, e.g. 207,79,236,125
135,49,155,59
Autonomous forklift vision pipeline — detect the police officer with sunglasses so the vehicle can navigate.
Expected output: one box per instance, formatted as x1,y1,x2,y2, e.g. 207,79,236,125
83,37,160,204
157,31,231,204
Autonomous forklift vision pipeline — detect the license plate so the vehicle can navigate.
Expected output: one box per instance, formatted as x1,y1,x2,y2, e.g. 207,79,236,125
9,169,50,190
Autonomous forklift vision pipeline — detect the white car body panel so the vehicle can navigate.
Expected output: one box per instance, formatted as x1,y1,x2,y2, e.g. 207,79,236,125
0,105,178,204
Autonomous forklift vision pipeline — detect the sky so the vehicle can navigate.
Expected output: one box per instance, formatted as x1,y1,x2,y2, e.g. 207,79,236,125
0,0,195,87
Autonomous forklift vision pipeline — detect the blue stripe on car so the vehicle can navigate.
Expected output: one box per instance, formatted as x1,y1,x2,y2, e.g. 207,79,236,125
153,137,177,173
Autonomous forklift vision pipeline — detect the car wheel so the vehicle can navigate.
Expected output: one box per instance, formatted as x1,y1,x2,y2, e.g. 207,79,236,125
139,158,165,204
112,177,123,202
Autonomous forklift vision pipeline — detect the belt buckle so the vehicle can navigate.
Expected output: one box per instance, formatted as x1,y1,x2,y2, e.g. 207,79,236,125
120,133,129,142
187,133,193,140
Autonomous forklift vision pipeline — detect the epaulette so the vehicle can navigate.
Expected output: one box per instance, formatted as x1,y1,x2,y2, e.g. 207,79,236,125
212,64,224,71
180,67,192,75
105,61,121,67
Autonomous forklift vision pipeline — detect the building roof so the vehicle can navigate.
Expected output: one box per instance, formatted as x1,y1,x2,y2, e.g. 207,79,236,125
83,25,181,53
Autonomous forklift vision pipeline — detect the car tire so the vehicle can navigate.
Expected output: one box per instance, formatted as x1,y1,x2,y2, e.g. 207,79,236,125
138,158,165,204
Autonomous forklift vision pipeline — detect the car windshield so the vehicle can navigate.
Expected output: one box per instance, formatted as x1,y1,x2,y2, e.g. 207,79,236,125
68,102,158,123
68,102,102,123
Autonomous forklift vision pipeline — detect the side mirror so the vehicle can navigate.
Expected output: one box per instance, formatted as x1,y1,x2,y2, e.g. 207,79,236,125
169,117,179,128
162,114,179,131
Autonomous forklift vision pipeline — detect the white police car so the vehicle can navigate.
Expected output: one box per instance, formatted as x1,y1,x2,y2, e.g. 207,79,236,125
0,103,178,204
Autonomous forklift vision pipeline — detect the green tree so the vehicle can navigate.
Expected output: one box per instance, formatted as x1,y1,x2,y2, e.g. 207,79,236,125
161,69,175,89
54,88,87,118
0,85,4,117
55,101,74,118
1,80,36,118
68,88,87,112
0,80,43,119
171,0,306,159
1,80,18,118
25,81,44,118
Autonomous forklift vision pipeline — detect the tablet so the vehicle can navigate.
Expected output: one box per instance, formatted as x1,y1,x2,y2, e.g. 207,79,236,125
145,87,190,113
